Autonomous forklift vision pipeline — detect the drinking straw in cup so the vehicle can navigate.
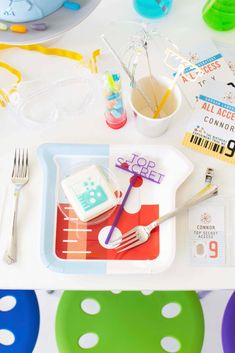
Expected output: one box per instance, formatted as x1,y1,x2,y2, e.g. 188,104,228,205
153,64,184,119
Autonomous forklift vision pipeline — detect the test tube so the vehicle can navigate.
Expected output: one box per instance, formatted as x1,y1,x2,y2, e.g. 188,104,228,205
103,72,127,129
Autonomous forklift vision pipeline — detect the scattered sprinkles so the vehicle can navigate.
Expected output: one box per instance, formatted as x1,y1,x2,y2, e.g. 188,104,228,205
1,2,81,35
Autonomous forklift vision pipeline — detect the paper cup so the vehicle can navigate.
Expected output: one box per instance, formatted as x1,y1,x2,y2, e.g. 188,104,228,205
130,75,182,137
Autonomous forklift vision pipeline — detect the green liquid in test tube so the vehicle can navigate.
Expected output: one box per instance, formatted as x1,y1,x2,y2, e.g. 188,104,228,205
202,0,235,31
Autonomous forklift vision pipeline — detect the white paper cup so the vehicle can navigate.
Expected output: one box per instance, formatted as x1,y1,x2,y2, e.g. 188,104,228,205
129,75,182,137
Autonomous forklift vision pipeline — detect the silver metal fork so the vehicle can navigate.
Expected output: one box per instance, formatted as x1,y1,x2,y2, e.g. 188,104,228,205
110,183,218,253
3,149,29,265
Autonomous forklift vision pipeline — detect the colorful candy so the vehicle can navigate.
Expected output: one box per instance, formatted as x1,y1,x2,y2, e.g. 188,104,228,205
63,1,81,10
103,72,127,129
10,24,28,33
1,1,81,35
0,22,8,31
30,23,48,31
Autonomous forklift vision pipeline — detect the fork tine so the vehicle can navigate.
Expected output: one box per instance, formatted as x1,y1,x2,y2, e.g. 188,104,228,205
122,227,137,238
22,149,28,178
115,234,138,250
117,239,143,253
26,149,29,176
116,227,139,242
12,148,29,180
17,148,21,178
108,228,137,245
11,149,17,178
21,149,25,178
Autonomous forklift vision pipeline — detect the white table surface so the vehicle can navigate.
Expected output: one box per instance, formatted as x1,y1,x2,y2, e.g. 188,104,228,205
0,0,235,290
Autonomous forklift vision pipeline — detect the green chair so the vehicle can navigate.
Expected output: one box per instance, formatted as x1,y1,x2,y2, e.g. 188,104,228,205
56,291,204,353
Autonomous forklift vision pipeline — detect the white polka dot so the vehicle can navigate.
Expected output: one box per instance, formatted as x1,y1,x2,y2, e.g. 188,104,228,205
90,198,96,204
162,303,181,319
0,330,15,346
0,296,17,312
81,299,100,315
98,226,122,249
141,290,154,296
78,333,99,349
161,337,181,352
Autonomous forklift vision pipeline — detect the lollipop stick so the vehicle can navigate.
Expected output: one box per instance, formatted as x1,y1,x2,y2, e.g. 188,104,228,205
105,174,138,244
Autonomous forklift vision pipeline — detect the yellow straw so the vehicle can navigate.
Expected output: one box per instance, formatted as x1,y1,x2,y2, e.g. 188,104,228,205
153,89,171,119
153,65,184,119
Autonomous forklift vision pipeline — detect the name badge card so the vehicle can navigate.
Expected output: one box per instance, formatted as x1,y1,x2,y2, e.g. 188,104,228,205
189,203,225,266
175,40,233,107
182,81,235,165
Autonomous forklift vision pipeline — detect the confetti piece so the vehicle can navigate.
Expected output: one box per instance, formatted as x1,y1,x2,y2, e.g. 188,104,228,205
30,23,48,31
10,24,28,34
0,22,8,31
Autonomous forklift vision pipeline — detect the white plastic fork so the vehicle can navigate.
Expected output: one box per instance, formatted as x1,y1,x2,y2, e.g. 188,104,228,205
3,149,29,265
111,183,218,253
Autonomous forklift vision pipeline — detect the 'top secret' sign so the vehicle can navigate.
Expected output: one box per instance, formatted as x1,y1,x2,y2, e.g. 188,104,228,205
116,153,165,184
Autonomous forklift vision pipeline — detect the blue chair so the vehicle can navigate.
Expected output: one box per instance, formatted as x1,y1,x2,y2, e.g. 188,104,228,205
0,290,40,353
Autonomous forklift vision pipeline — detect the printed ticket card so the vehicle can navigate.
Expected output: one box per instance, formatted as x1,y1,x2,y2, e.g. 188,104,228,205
189,203,225,266
172,40,234,107
182,80,235,165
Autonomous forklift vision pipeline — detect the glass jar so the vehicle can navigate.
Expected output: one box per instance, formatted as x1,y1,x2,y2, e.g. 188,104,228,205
133,0,173,19
202,0,235,31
